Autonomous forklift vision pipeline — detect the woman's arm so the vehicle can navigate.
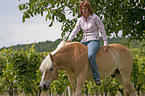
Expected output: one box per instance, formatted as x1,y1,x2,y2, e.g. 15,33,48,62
95,15,108,46
68,18,81,41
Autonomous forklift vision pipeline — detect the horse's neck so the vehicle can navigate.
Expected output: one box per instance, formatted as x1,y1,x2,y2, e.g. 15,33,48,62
53,53,70,70
53,43,88,71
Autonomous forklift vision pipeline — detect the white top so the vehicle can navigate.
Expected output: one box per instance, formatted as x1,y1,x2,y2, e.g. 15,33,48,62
68,13,108,46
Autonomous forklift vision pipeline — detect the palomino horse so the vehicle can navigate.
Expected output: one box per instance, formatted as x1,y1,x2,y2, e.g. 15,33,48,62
39,41,135,96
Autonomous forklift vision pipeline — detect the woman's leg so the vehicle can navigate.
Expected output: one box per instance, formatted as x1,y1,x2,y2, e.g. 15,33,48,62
87,40,100,82
80,42,88,46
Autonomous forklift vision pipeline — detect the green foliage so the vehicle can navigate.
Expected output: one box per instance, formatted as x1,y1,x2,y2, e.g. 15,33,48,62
131,50,145,95
84,80,100,95
100,77,124,95
0,48,16,94
0,45,145,95
0,45,42,95
18,0,145,41
0,54,6,76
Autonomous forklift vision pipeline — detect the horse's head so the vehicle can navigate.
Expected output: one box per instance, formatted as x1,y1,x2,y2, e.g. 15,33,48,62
39,54,58,91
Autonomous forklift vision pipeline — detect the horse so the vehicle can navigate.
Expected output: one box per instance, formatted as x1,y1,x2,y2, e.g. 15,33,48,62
39,41,135,96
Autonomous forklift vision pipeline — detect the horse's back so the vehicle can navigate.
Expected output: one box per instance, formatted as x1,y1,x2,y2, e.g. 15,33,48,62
63,43,133,70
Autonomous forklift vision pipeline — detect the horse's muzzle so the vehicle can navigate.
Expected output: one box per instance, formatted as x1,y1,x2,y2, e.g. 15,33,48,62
40,79,52,91
40,84,50,91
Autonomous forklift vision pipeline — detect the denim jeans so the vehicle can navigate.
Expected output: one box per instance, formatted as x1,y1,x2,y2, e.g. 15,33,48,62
81,40,100,81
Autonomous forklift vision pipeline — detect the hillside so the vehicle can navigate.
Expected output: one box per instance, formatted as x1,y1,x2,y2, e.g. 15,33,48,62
0,39,62,52
0,38,144,52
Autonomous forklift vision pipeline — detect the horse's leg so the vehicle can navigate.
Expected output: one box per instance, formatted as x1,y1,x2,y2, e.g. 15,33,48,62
68,75,77,93
113,72,123,85
75,74,86,96
113,72,125,95
120,71,136,96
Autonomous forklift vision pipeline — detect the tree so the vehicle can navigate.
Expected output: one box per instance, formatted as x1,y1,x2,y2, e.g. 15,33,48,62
18,0,145,41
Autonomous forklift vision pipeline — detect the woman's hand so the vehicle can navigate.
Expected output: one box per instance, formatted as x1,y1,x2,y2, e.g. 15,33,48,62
104,45,108,52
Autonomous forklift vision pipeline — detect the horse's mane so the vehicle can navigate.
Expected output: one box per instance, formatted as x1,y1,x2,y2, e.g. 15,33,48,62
51,40,67,55
51,40,79,55
39,54,53,72
40,40,75,72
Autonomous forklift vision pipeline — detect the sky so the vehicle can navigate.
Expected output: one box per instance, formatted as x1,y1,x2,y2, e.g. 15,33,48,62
0,0,62,48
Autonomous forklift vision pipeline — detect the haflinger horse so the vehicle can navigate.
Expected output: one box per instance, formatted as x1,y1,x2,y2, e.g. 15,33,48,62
39,40,135,96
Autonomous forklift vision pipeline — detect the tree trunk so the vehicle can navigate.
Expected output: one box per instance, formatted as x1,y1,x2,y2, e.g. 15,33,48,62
101,91,103,96
141,88,145,96
104,88,107,96
48,88,52,96
13,87,18,96
8,83,13,96
137,86,140,96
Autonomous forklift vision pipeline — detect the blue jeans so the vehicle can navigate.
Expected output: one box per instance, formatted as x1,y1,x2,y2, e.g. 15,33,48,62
81,40,100,81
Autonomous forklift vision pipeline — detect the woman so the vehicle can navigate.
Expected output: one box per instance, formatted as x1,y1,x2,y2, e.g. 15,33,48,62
66,1,108,85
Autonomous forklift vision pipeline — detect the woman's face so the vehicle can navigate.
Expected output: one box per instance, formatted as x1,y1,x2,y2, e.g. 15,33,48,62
82,6,90,16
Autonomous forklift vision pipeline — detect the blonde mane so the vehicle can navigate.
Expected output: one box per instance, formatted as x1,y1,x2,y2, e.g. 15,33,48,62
39,40,68,72
51,40,67,55
50,40,78,55
39,55,52,72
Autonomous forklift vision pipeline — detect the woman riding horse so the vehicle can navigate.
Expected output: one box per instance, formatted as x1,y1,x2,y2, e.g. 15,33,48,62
66,1,108,85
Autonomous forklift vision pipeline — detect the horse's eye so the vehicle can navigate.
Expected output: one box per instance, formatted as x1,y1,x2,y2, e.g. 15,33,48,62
50,68,54,71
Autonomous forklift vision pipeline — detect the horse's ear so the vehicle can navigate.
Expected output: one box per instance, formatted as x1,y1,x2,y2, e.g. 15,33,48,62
41,54,45,59
50,54,54,62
